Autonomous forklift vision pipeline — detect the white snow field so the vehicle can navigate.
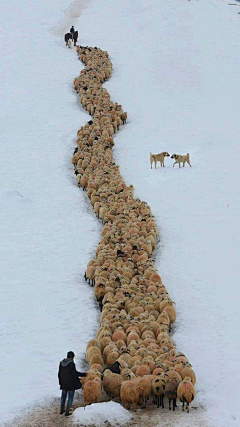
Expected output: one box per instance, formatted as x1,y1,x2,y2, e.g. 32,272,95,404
1,0,240,426
73,401,132,426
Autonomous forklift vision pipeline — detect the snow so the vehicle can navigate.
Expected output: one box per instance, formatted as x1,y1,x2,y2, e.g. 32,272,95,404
73,401,132,426
1,0,240,426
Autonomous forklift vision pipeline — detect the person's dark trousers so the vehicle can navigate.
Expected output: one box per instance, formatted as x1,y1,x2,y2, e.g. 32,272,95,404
60,390,75,414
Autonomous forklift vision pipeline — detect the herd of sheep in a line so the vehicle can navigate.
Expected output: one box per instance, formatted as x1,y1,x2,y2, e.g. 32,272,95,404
72,45,196,413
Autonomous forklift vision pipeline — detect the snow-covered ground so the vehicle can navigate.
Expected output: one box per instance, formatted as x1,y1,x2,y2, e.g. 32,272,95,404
1,0,240,426
73,401,132,426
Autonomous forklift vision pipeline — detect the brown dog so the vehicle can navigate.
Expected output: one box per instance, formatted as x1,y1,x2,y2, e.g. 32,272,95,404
150,152,170,168
171,153,192,168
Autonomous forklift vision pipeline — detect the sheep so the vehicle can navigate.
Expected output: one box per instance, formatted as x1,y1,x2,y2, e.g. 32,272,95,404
102,369,123,400
86,339,101,351
135,377,151,408
86,346,102,363
73,45,195,415
165,369,182,383
165,378,180,411
152,375,166,409
90,353,104,367
177,377,196,413
120,380,139,411
181,365,196,384
106,350,120,366
83,377,102,407
112,329,127,343
162,302,176,325
135,364,151,377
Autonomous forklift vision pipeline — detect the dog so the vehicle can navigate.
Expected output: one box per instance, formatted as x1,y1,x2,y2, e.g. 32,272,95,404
150,152,170,169
171,153,192,168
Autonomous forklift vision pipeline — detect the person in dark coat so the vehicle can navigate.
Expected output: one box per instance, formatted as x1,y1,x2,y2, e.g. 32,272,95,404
70,26,75,40
58,351,86,416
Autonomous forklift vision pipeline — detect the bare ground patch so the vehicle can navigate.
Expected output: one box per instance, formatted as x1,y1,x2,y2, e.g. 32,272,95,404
4,392,210,427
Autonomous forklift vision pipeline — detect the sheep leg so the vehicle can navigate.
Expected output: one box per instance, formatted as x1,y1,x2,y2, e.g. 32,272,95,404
162,396,164,409
187,402,190,413
169,398,171,410
173,398,176,411
157,396,160,408
182,401,185,411
84,272,87,281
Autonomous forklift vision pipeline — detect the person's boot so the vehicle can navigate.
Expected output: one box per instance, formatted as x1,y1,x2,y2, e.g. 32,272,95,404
60,405,65,415
65,408,72,417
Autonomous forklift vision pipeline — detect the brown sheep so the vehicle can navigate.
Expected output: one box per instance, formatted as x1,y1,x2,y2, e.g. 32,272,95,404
83,377,102,407
181,365,196,384
177,377,196,412
135,377,151,408
102,369,123,400
73,47,195,415
165,378,180,411
86,346,102,364
152,375,166,409
120,380,139,411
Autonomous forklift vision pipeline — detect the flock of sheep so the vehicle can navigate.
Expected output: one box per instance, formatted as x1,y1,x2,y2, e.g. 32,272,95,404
72,45,196,413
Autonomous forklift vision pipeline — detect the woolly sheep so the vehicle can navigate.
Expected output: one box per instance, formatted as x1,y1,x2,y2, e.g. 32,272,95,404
83,377,102,407
120,380,139,411
165,378,180,411
102,369,123,400
73,45,194,416
177,376,196,412
152,375,167,409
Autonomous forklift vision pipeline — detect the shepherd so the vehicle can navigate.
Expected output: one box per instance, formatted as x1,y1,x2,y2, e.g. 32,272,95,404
70,26,75,41
58,351,87,416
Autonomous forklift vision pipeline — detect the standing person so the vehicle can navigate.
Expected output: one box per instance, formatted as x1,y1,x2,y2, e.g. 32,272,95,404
58,351,86,416
70,25,75,41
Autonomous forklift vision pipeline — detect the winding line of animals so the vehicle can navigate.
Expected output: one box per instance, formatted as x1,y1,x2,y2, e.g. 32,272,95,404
71,44,196,413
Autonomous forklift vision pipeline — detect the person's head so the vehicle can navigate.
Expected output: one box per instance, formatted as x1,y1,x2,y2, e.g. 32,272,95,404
67,351,75,359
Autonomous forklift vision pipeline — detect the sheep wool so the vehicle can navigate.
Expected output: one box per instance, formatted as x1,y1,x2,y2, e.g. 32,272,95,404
71,44,196,413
